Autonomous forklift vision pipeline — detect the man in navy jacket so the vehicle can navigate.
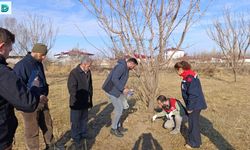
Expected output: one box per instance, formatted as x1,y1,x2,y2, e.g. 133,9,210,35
13,43,55,150
0,28,47,150
174,61,207,149
102,58,138,137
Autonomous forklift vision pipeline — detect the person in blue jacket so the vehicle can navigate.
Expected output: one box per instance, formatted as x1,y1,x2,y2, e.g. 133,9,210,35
174,61,207,149
13,43,56,150
102,57,138,137
0,27,47,150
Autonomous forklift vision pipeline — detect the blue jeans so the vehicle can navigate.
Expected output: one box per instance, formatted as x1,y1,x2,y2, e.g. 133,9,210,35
70,109,88,143
107,93,124,129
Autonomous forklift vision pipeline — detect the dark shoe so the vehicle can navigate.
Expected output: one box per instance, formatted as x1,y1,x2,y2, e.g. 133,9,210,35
118,127,128,133
110,128,124,137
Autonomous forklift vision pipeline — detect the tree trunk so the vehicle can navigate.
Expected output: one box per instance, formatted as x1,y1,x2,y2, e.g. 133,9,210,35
233,68,237,82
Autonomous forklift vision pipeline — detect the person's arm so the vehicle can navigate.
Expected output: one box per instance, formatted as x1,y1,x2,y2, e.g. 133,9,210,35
13,62,29,84
89,71,93,108
181,81,188,103
0,68,40,112
186,75,199,111
39,63,49,96
67,71,78,104
111,64,126,92
152,111,167,121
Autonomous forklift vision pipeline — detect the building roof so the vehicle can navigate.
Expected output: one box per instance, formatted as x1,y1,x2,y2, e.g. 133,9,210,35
165,47,184,52
54,49,94,57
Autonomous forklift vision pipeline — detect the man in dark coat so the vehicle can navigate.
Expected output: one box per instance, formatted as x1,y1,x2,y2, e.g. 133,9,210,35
67,56,93,147
102,57,138,137
13,43,55,150
0,28,47,150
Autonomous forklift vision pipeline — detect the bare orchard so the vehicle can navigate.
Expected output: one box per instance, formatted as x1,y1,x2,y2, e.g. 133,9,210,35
13,65,250,150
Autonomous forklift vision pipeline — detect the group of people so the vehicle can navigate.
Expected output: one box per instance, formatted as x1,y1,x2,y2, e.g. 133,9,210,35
0,27,207,150
0,28,51,150
151,61,207,149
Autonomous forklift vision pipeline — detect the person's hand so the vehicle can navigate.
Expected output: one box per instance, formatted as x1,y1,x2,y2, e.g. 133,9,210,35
152,115,157,121
187,110,193,114
165,113,170,119
123,88,129,95
39,95,48,104
169,111,173,117
32,77,40,87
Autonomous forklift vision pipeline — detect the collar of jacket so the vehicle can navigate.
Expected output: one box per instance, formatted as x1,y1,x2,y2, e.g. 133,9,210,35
25,53,40,64
77,64,89,74
0,54,8,65
180,69,196,80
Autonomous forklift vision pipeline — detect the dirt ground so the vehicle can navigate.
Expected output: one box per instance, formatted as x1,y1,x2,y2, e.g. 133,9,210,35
12,69,250,150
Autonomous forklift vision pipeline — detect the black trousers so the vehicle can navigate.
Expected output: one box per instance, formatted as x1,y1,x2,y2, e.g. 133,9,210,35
70,109,88,143
188,109,202,148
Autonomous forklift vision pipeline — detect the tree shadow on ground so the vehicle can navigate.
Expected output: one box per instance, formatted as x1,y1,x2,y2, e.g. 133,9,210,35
132,133,163,150
55,99,137,150
55,130,71,149
87,98,137,150
181,115,235,150
54,101,107,149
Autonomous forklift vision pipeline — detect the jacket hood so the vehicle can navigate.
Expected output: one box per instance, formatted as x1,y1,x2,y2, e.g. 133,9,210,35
117,59,127,68
25,54,39,63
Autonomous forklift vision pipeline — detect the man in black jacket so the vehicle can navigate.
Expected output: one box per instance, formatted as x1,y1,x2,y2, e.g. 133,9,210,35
67,56,93,147
13,43,55,150
0,28,47,150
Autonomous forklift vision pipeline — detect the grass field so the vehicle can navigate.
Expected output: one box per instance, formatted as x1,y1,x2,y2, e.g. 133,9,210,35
12,67,250,150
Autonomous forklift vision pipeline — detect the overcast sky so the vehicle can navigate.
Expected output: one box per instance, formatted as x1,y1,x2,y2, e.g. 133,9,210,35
0,0,249,57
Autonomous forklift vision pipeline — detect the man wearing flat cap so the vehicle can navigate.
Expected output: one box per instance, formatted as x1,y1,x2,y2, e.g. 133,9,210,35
14,43,57,150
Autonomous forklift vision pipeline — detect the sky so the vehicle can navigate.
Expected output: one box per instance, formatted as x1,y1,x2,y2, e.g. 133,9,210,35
0,0,249,57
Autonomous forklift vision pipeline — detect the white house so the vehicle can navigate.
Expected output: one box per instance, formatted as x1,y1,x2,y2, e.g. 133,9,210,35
54,49,94,63
165,48,185,59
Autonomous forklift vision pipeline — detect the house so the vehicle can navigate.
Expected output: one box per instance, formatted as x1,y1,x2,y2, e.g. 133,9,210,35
54,48,94,63
165,48,185,59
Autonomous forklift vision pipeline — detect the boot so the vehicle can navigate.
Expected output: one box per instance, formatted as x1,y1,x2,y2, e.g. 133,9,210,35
118,127,128,133
110,128,124,137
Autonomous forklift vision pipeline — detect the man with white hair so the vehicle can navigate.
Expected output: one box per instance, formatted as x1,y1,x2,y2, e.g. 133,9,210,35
67,56,93,148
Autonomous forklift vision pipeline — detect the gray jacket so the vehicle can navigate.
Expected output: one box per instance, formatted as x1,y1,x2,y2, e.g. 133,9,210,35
102,59,129,98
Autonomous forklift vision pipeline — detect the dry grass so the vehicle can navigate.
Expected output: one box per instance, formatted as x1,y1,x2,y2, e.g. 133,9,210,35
12,66,250,150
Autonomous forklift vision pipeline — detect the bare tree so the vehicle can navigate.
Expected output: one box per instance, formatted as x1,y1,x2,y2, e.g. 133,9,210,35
80,0,207,110
0,14,58,56
207,9,250,82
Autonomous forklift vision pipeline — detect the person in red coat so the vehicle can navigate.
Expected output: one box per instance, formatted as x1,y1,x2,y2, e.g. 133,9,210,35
174,61,207,149
152,95,187,134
